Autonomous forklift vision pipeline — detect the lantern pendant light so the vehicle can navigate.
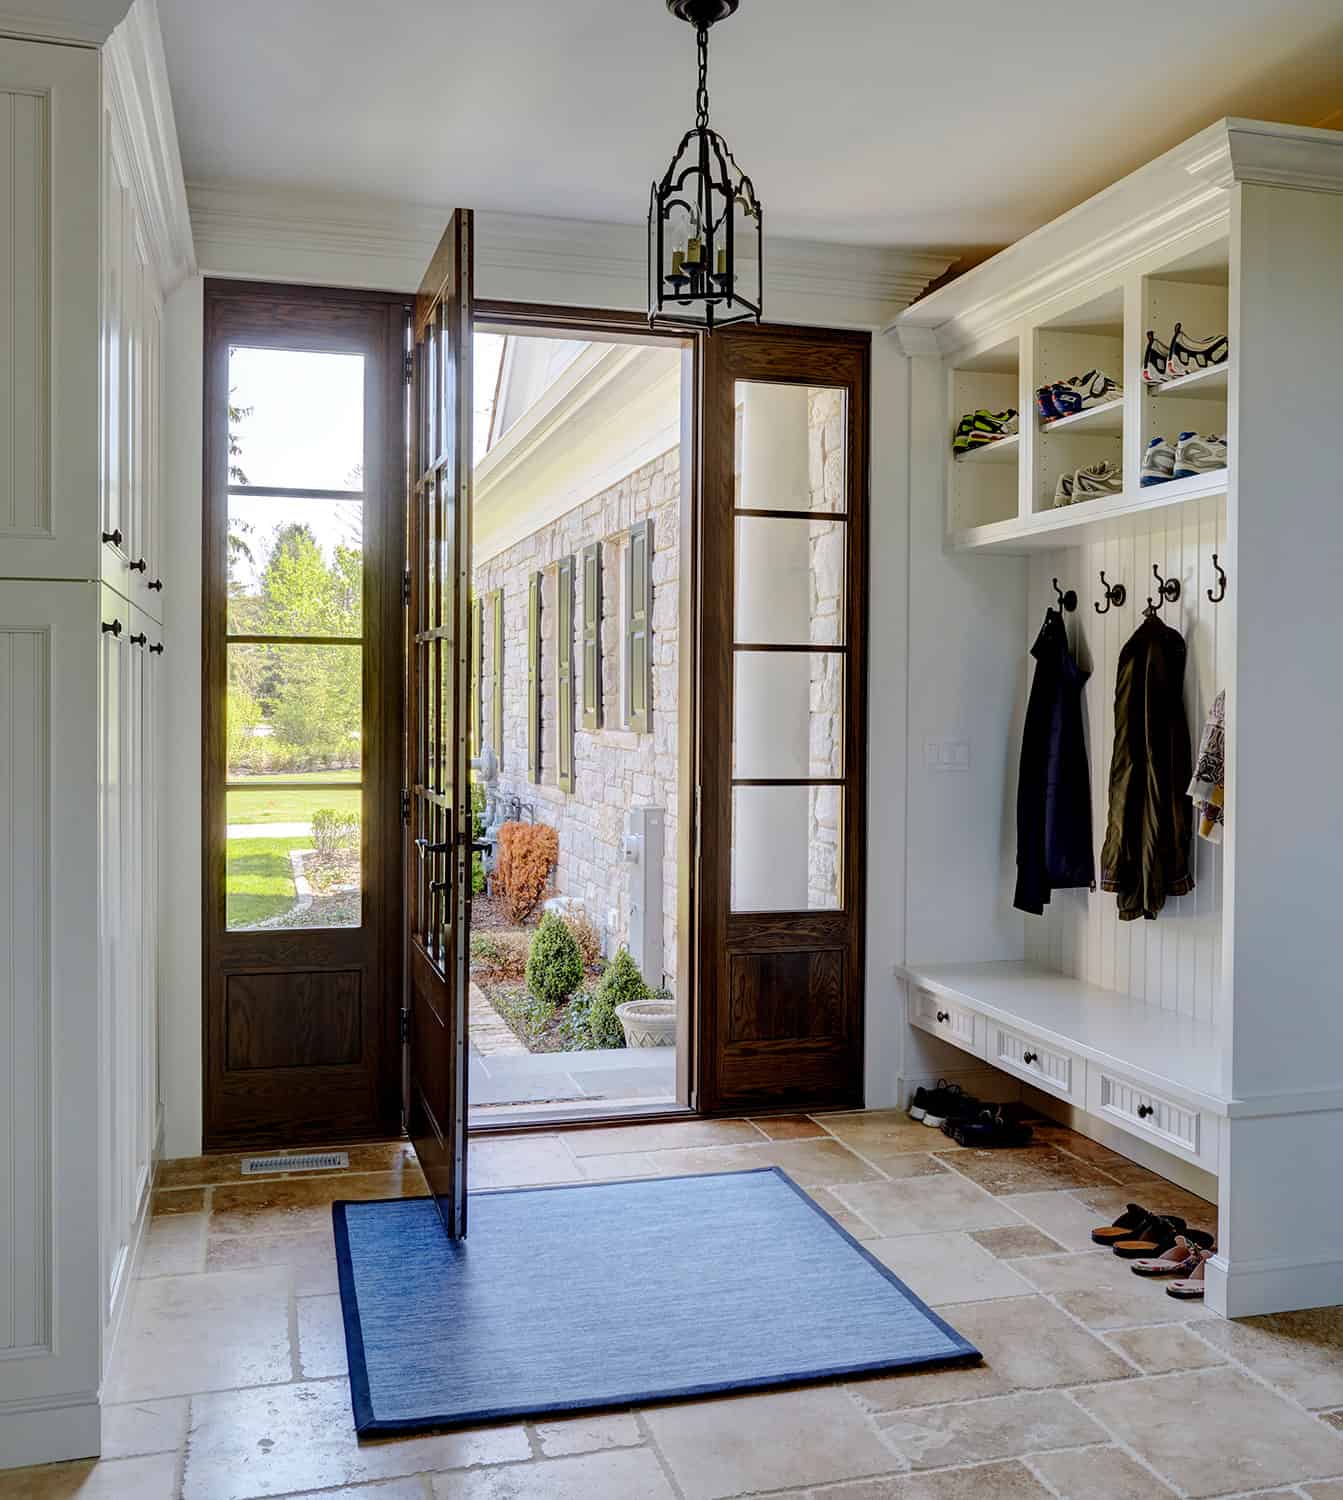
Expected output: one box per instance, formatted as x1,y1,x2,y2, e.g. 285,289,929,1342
648,0,763,332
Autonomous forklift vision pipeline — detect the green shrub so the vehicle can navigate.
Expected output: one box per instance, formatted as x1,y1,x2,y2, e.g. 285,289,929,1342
596,947,652,1006
558,991,600,1051
525,911,584,1005
311,807,359,859
490,987,555,1050
584,987,626,1049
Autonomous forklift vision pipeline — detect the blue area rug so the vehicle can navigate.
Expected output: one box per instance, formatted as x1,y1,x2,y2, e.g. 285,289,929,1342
333,1167,980,1435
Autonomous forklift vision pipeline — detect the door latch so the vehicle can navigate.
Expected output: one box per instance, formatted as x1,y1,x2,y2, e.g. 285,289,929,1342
400,789,410,825
399,1009,409,1044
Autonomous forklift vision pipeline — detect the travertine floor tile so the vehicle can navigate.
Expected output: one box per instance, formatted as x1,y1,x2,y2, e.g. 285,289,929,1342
1026,1444,1175,1498
819,1112,957,1157
1323,1410,1343,1432
1072,1182,1216,1228
849,1295,1132,1410
866,1233,1033,1305
153,1186,206,1215
469,1135,582,1187
183,1379,527,1500
101,1395,190,1459
532,1409,641,1457
1307,1482,1343,1498
210,1172,425,1236
750,1113,827,1140
1193,1305,1343,1408
834,1175,1025,1236
805,1186,881,1240
862,1154,951,1183
106,1267,293,1401
998,1191,1114,1252
0,1452,180,1498
934,1146,1118,1196
879,1389,1104,1469
296,1293,347,1379
279,1483,430,1499
748,1137,883,1187
1008,1250,1211,1329
1105,1322,1227,1374
1026,1123,1130,1167
1074,1366,1343,1497
432,1448,674,1499
139,1212,209,1277
575,1151,659,1180
817,1461,1053,1499
206,1226,339,1295
643,1386,899,1500
564,1119,761,1156
634,1143,767,1177
969,1225,1064,1259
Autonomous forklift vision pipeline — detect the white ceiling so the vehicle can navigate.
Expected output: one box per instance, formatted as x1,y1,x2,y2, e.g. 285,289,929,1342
158,0,1343,261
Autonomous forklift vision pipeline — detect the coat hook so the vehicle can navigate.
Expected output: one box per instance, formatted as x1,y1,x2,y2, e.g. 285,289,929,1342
1052,577,1078,613
1094,571,1126,615
1206,553,1228,604
1144,563,1182,616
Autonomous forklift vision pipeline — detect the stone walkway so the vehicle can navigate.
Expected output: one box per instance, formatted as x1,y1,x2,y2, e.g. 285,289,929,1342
468,981,526,1056
226,820,313,839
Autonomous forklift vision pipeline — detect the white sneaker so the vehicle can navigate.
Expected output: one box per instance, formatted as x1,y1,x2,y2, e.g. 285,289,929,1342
1049,369,1123,418
1053,470,1075,507
1143,330,1171,384
1141,436,1176,487
1173,432,1227,478
1168,323,1229,379
1071,461,1124,501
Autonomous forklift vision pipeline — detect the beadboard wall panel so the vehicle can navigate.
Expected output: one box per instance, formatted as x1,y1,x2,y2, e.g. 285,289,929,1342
1024,495,1227,1024
0,87,51,537
0,628,52,1355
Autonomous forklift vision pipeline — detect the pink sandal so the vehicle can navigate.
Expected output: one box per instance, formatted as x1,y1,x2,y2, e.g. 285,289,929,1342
1166,1245,1214,1299
1131,1235,1200,1278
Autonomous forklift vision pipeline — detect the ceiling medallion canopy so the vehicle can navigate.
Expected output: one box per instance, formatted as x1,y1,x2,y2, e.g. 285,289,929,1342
648,0,763,332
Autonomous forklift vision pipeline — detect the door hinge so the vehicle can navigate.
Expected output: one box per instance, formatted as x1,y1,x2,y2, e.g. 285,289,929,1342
399,1009,409,1045
402,568,412,607
400,788,410,824
403,348,414,385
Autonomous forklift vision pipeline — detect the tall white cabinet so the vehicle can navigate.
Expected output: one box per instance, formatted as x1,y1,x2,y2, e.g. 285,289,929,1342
894,119,1343,1320
0,3,191,1469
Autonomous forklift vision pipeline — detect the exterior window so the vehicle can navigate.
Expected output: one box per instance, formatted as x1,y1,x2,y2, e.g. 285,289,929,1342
527,570,542,783
625,518,654,734
486,588,503,762
469,593,482,758
581,541,603,731
556,554,575,793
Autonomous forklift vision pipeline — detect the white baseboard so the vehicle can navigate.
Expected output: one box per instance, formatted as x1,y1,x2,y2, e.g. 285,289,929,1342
0,1391,100,1470
1205,1251,1343,1318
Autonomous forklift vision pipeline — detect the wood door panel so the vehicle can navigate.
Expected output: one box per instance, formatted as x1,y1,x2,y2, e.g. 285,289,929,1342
726,948,845,1044
224,970,363,1071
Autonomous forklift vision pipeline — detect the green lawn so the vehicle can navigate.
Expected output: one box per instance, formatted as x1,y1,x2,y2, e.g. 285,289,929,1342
227,782,361,825
226,834,310,927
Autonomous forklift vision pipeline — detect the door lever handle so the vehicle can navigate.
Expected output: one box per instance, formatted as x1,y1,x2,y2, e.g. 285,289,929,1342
415,838,453,855
470,839,492,854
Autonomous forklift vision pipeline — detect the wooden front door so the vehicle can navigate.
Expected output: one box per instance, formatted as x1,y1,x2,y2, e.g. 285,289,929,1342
697,326,870,1113
404,213,475,1237
202,281,407,1149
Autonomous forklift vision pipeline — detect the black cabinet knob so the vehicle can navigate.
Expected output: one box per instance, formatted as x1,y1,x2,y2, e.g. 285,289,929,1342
936,1010,949,1024
130,557,147,573
129,632,147,647
149,642,164,655
1022,1050,1039,1066
1137,1104,1154,1119
101,619,122,637
147,578,163,592
102,528,122,547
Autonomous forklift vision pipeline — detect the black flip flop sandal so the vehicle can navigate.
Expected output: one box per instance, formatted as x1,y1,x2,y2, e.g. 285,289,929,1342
1091,1203,1151,1246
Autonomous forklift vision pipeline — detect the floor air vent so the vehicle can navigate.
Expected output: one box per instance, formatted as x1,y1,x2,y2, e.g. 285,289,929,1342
240,1151,350,1176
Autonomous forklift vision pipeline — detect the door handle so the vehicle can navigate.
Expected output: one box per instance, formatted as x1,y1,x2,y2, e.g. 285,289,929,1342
470,839,492,854
415,838,453,856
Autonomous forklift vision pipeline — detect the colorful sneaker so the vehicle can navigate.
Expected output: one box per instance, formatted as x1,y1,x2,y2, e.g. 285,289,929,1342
1071,461,1123,501
1173,431,1227,479
1048,369,1123,419
1035,384,1065,422
1141,436,1176,487
1168,322,1229,379
953,408,1018,454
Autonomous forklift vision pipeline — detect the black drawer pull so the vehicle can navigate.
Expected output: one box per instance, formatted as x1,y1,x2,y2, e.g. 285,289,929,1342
1022,1050,1039,1066
129,631,147,647
101,619,122,637
130,557,147,573
149,642,164,655
936,1010,949,1024
1137,1103,1154,1119
147,578,163,592
102,528,122,547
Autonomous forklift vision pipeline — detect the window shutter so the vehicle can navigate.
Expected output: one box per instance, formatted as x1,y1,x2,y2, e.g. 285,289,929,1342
625,518,654,734
557,554,575,793
469,594,482,757
490,589,504,761
528,571,542,783
581,541,602,731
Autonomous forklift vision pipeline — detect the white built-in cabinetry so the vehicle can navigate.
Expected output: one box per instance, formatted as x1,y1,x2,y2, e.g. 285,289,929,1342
0,6,191,1469
895,118,1343,1320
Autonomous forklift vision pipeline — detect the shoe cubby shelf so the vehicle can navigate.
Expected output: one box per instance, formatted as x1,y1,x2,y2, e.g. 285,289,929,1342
953,433,1020,466
1149,365,1229,401
1039,396,1124,436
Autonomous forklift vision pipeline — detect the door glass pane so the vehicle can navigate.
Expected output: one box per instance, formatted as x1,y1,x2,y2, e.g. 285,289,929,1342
227,347,364,492
731,785,843,912
735,515,846,645
225,788,361,931
734,651,843,779
733,381,847,513
227,643,362,780
226,495,363,636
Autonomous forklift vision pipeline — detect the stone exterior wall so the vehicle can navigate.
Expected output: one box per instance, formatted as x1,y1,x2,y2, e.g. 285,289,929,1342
808,386,846,910
474,448,681,988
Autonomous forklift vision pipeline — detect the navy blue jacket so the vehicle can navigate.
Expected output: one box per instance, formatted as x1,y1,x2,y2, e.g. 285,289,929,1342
1014,610,1094,914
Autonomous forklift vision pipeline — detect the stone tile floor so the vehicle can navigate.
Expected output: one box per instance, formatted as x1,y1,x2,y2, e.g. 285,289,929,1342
7,1112,1343,1499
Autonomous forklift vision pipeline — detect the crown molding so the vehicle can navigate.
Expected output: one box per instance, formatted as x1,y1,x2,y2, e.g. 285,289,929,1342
188,182,953,330
104,0,194,293
892,117,1343,354
0,3,124,45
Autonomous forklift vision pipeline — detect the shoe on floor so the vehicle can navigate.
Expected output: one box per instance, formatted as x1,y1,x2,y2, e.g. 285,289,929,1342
1091,1202,1152,1246
945,1106,1034,1148
1168,322,1229,379
1131,1234,1203,1277
1141,435,1176,486
1113,1215,1214,1260
909,1078,962,1123
1173,431,1227,478
1167,1244,1214,1298
924,1085,981,1130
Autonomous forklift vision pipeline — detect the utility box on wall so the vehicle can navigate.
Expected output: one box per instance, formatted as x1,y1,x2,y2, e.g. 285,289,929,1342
622,805,665,988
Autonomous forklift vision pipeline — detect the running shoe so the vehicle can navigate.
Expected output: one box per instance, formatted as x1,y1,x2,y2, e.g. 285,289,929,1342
1035,384,1065,422
1071,461,1124,501
1053,470,1075,507
1141,436,1176,487
1173,431,1227,479
953,408,1018,455
1047,369,1123,420
1168,323,1229,379
1143,329,1171,384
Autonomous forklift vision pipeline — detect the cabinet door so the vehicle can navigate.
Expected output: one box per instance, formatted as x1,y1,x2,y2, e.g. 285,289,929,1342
99,108,134,597
136,288,165,618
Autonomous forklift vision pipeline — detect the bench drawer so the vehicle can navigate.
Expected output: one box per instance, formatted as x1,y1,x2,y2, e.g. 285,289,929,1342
1087,1067,1216,1169
989,1022,1076,1101
909,987,980,1056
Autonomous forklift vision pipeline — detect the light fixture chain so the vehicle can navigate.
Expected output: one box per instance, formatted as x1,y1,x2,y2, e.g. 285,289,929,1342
695,24,709,128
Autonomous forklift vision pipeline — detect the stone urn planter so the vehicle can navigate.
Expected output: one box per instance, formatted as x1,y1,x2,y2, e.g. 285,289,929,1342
615,997,677,1048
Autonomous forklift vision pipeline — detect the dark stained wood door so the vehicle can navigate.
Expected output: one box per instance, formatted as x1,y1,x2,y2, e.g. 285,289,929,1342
697,325,870,1112
405,212,474,1237
202,281,408,1149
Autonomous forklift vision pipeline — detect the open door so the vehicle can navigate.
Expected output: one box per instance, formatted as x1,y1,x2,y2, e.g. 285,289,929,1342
405,212,474,1237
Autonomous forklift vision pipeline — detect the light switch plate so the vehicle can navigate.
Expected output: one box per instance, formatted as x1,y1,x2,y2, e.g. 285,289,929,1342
925,738,970,772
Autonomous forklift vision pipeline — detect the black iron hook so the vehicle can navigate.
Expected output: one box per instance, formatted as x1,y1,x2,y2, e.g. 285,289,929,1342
1144,563,1182,616
1052,577,1078,613
1094,571,1127,615
1206,553,1228,604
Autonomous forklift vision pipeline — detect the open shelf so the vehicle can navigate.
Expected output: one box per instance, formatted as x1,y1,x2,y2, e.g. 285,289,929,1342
953,432,1020,466
950,468,1227,553
897,959,1226,1110
1149,365,1229,401
1040,395,1124,436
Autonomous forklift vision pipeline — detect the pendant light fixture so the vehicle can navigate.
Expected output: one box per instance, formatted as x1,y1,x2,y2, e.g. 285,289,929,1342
648,0,763,332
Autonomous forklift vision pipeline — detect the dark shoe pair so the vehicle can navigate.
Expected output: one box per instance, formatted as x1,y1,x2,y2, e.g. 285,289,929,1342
942,1106,1033,1149
1091,1203,1214,1260
909,1079,979,1129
